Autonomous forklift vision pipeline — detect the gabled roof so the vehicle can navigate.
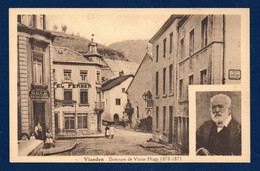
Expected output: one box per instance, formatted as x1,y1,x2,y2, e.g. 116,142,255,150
126,52,153,93
78,49,103,58
52,46,101,66
103,59,138,78
149,15,184,44
102,74,134,91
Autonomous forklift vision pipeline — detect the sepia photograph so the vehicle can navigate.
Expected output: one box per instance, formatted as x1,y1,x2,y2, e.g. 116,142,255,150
9,8,250,163
196,91,241,156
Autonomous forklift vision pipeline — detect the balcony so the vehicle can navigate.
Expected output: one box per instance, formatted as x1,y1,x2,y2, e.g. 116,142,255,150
54,99,76,108
94,101,105,114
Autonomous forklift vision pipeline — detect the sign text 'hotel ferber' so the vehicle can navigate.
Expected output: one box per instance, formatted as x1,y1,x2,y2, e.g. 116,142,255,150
54,82,92,89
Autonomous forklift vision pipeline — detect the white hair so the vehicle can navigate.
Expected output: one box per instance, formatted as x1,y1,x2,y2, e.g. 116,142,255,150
210,94,232,108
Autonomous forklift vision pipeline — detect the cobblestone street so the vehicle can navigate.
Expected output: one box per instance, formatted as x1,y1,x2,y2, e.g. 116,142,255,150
53,128,157,156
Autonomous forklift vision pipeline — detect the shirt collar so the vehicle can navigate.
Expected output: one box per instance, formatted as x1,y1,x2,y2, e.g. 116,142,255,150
223,115,232,127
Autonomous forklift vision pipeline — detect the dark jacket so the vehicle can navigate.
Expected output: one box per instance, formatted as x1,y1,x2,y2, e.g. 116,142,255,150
196,118,241,155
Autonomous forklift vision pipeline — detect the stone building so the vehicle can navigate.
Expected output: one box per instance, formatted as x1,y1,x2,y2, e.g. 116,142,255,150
101,73,134,125
52,42,105,137
149,15,183,150
149,15,241,153
17,14,55,139
126,53,153,127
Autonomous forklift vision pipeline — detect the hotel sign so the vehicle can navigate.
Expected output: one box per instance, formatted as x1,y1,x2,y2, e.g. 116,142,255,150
29,89,50,99
54,83,92,89
229,69,241,80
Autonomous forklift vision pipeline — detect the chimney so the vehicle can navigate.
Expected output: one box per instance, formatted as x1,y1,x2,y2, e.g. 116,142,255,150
119,70,124,77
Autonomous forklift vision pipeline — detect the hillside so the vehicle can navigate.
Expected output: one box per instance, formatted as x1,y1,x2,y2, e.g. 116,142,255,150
51,31,128,61
108,39,152,64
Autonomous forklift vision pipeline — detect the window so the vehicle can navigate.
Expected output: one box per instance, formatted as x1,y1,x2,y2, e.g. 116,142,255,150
174,117,178,139
169,32,173,54
180,38,185,58
169,65,173,93
21,15,27,25
163,68,166,95
64,69,71,81
163,38,167,58
201,17,208,48
40,15,44,28
189,75,194,85
32,53,43,85
122,88,125,93
156,72,159,96
96,71,100,82
32,15,37,27
189,29,194,55
78,113,88,129
200,69,207,85
163,106,166,131
156,45,159,62
116,99,121,105
53,69,56,82
156,106,159,129
146,100,153,108
137,106,139,118
64,89,72,101
28,15,33,26
65,113,75,129
80,70,88,82
80,90,88,104
179,79,183,98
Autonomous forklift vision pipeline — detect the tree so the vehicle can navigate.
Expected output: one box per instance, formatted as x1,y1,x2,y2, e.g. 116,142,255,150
61,24,67,33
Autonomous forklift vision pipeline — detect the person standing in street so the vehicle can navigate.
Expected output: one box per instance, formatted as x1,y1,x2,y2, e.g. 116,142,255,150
110,124,115,139
35,122,43,140
105,124,110,139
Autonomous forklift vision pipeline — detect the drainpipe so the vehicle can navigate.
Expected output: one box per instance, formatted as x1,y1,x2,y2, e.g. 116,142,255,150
222,15,226,84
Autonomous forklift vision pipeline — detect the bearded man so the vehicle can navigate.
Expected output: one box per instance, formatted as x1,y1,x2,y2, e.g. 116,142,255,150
196,94,241,156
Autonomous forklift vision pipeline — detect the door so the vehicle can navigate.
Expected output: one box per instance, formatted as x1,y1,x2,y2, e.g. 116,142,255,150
114,114,119,126
55,113,59,134
169,106,173,143
33,102,45,138
97,114,101,132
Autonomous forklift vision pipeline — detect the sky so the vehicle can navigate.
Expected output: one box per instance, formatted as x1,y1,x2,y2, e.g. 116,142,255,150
46,9,174,46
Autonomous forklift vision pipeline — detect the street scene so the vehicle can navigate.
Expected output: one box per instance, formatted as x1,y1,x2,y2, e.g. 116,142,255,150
15,10,243,157
50,128,161,156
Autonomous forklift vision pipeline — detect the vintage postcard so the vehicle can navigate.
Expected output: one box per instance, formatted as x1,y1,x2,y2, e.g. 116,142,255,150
9,8,250,163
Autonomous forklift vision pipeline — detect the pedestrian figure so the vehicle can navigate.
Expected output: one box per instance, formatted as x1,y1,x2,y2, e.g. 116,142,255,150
29,132,36,140
110,124,115,139
105,124,110,139
45,129,54,148
21,133,29,140
35,122,43,140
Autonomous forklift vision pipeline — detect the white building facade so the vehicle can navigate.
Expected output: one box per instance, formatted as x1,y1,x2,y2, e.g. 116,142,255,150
102,74,134,125
52,44,104,137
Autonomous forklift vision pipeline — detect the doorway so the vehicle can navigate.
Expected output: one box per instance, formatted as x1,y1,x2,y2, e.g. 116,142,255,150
54,113,59,134
33,102,45,139
97,114,101,132
169,106,173,143
114,114,119,126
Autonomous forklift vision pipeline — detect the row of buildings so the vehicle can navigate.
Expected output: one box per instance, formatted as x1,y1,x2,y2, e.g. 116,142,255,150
17,14,138,140
124,15,241,154
17,14,241,154
148,15,241,153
